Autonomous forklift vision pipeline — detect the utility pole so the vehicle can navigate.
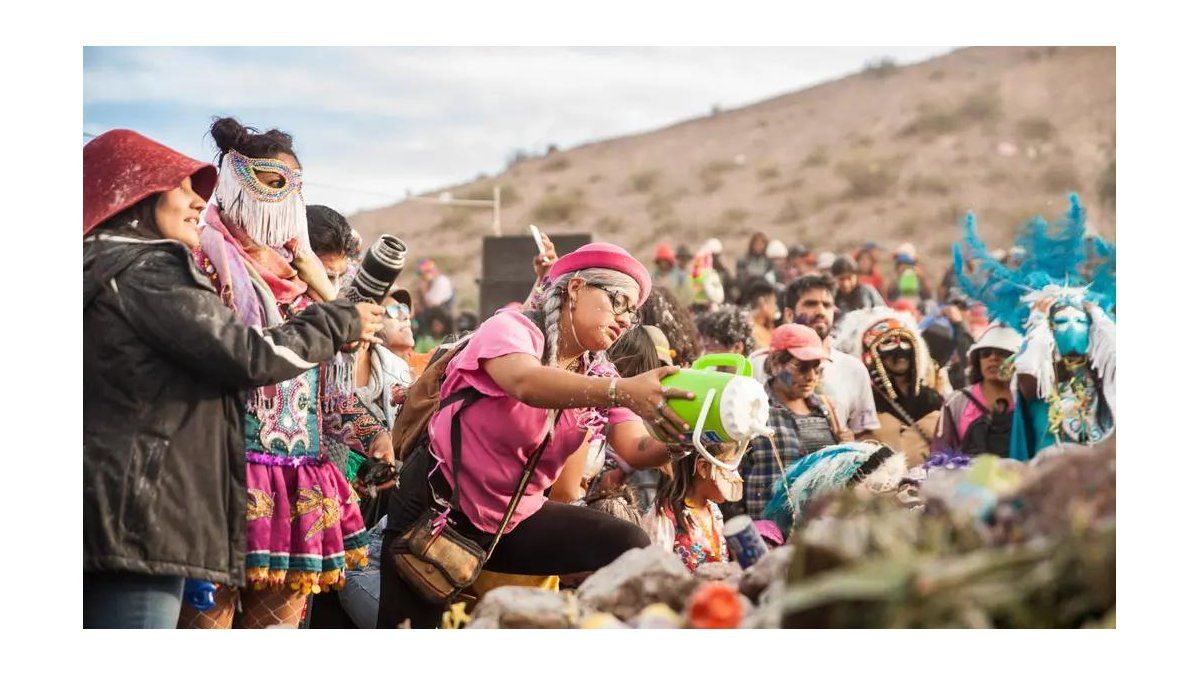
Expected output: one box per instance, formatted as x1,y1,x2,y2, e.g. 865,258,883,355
405,188,503,236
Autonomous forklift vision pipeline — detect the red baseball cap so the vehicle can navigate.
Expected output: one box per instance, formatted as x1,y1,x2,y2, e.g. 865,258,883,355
769,323,831,362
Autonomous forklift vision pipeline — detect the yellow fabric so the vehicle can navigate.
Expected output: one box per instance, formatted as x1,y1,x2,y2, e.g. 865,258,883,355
463,571,560,614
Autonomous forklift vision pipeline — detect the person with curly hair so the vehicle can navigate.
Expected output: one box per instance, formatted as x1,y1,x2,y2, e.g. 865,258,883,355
637,285,702,366
695,304,756,357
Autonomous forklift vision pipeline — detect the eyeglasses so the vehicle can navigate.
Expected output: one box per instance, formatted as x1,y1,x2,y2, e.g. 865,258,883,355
588,283,638,323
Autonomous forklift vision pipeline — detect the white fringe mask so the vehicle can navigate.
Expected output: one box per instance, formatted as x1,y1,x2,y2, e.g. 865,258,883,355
214,150,308,250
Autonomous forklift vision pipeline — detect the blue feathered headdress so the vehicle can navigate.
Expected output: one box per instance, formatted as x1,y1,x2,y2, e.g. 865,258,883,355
953,194,1116,331
763,442,907,533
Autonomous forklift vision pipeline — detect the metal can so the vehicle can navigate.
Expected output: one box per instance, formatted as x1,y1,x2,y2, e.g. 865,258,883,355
723,514,769,569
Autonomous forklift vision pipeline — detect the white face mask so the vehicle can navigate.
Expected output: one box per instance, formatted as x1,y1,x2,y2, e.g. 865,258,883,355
707,463,744,502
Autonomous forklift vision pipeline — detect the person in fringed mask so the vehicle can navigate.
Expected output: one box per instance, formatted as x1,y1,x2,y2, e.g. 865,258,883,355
177,118,374,629
859,317,944,468
82,130,383,629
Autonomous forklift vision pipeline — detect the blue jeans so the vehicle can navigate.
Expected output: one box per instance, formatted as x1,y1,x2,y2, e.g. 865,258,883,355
83,572,185,628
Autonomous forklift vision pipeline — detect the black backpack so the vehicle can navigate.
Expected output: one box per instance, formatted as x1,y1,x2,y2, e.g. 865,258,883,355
959,389,1013,457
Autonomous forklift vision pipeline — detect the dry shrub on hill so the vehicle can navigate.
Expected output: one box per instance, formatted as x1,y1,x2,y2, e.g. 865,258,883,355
757,165,781,181
1016,116,1057,142
699,158,738,194
531,189,586,223
774,199,802,224
1042,163,1080,193
629,169,661,193
901,88,1003,138
542,155,571,172
802,146,829,168
1097,159,1116,206
836,158,899,199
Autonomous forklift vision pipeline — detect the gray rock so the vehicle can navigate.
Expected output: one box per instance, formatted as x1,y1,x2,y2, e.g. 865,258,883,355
467,586,576,629
577,547,699,620
694,561,743,586
738,545,794,602
740,579,786,628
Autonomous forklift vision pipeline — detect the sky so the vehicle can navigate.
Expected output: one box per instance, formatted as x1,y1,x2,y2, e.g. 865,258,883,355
83,46,952,215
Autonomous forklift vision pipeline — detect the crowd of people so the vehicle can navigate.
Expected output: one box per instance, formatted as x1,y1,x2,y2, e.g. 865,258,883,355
82,120,1116,629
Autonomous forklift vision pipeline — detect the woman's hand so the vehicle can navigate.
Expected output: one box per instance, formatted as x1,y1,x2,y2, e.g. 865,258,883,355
533,233,558,278
616,366,695,442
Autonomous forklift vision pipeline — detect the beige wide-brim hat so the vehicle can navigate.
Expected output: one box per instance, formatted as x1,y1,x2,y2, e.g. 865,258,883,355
641,324,674,366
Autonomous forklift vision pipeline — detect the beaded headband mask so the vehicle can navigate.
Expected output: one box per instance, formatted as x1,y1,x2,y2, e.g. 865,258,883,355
213,150,308,250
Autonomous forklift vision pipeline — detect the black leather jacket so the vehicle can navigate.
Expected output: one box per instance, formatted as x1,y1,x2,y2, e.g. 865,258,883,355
83,228,360,584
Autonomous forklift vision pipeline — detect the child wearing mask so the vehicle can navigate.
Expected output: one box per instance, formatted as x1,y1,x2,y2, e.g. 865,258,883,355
644,443,743,571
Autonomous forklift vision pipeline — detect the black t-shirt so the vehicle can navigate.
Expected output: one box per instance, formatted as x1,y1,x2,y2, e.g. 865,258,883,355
872,385,944,422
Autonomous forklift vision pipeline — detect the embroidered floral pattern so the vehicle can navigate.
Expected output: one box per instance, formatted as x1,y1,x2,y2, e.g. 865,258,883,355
246,488,275,521
291,485,343,541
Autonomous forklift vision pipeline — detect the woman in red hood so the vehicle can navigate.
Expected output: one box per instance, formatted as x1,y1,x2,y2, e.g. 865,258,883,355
83,130,383,628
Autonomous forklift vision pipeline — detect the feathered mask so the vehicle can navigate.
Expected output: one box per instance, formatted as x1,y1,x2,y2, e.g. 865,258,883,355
953,193,1115,331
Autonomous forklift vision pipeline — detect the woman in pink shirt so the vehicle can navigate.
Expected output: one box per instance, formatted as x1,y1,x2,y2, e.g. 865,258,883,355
378,243,695,628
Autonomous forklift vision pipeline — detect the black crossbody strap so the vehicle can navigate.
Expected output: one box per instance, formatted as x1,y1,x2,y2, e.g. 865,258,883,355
444,386,562,560
445,388,485,513
485,410,562,560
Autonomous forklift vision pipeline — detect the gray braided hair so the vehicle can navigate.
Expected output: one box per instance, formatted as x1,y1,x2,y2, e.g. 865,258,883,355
538,268,641,367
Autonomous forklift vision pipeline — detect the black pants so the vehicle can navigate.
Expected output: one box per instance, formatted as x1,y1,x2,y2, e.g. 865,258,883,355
376,445,649,628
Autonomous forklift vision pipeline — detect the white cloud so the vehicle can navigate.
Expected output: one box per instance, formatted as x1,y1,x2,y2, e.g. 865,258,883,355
84,46,952,212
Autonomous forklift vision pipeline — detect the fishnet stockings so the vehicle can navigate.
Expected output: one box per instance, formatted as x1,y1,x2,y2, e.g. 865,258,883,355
176,586,307,629
239,587,307,628
177,584,238,629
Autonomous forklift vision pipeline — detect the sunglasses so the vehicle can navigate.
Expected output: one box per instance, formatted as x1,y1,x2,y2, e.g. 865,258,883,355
385,303,411,320
975,347,1010,360
784,360,824,376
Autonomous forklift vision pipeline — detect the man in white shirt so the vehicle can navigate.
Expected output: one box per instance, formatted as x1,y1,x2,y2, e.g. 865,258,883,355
751,273,880,437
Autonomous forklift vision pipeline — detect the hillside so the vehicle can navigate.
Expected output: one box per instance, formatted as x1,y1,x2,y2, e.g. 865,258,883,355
349,46,1116,312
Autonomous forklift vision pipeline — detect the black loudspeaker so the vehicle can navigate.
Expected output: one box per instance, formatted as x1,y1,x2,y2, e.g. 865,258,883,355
480,234,593,318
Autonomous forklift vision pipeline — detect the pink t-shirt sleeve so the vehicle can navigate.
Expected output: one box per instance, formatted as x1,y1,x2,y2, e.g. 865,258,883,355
441,310,543,398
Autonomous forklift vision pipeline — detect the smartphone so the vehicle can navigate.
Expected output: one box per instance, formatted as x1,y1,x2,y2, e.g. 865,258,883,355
530,224,546,254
